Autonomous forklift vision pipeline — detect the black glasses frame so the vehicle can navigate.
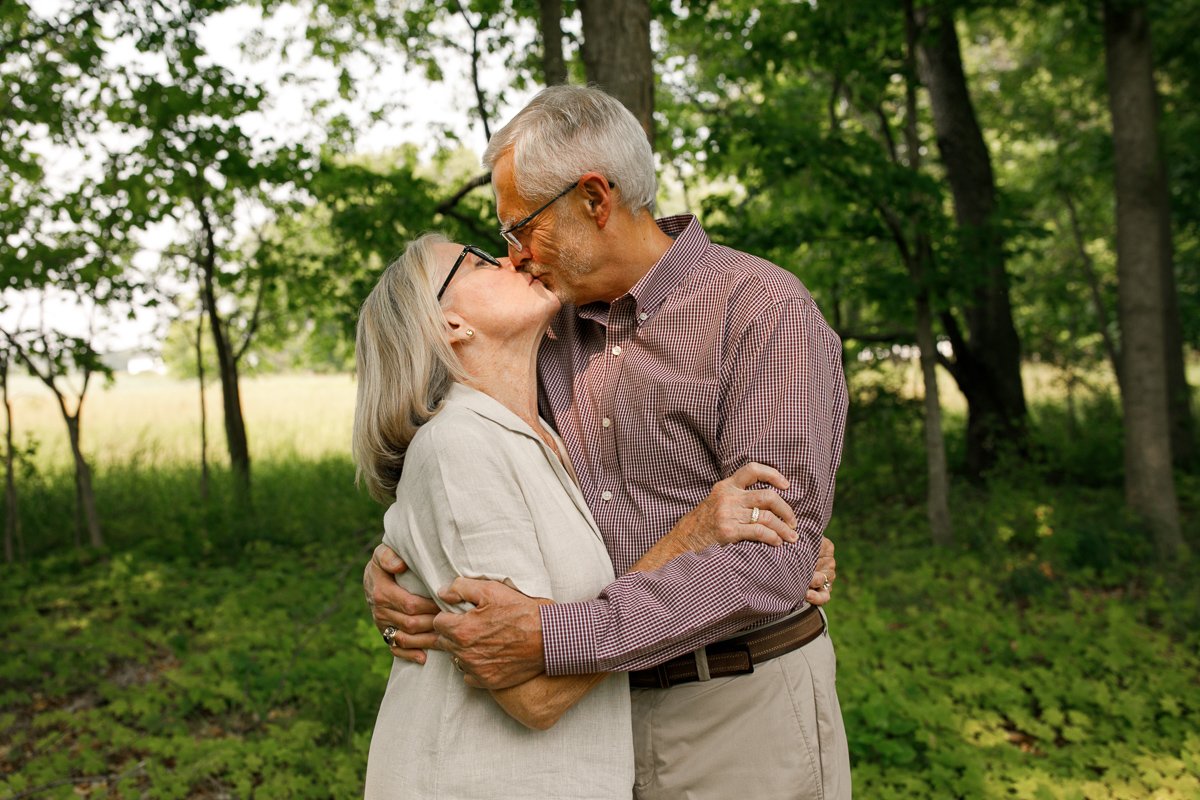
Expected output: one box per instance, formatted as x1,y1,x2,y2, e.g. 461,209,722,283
437,245,502,301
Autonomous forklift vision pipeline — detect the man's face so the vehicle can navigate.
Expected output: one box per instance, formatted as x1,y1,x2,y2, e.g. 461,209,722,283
492,153,603,306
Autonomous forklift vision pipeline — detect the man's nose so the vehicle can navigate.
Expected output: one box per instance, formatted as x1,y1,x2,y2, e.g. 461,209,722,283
506,242,531,267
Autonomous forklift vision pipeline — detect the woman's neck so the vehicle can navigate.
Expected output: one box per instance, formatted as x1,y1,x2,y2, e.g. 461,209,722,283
456,338,543,433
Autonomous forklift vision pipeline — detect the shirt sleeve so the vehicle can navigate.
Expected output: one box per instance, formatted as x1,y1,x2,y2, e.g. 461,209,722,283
385,417,554,614
539,296,848,674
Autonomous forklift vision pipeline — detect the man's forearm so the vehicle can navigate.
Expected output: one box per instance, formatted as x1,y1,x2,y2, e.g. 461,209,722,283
540,526,822,675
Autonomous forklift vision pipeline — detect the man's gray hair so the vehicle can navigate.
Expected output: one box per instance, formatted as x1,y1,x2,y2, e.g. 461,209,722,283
483,85,657,215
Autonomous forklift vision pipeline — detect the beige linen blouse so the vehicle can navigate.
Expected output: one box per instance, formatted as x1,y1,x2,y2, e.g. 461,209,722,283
364,384,633,799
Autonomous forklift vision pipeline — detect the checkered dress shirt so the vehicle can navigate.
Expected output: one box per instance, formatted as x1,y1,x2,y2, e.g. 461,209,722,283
536,215,849,675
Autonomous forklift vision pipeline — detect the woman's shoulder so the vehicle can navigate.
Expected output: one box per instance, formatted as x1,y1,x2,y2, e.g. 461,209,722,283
405,388,522,472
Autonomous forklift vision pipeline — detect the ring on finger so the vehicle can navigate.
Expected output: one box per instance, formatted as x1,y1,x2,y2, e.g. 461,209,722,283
823,580,831,591
453,656,465,673
382,625,398,647
750,507,761,524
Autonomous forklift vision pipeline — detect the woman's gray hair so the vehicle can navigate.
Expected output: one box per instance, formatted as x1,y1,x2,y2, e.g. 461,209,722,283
483,84,657,215
352,233,464,503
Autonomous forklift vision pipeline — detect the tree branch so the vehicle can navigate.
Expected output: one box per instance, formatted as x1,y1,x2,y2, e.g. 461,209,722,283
839,328,916,344
233,272,266,363
451,1,493,141
434,172,492,216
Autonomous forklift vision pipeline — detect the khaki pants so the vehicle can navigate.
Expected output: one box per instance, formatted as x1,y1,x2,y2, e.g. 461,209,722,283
631,613,850,800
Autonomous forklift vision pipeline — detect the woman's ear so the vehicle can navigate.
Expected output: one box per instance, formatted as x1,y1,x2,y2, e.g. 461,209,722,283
445,311,475,345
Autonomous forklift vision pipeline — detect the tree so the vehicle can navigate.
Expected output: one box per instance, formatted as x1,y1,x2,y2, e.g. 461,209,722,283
1,346,20,563
916,5,1029,477
3,324,110,549
1103,0,1186,558
578,0,655,140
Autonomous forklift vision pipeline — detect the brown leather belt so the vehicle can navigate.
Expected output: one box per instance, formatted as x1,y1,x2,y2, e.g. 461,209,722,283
628,605,825,689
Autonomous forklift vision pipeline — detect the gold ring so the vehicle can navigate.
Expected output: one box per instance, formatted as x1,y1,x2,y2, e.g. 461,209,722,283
453,656,465,673
750,507,761,524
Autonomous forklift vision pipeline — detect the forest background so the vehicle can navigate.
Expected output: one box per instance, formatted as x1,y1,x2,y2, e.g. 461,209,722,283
2,0,1199,797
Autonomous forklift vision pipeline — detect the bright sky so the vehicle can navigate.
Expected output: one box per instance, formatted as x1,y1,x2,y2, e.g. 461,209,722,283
3,1,538,354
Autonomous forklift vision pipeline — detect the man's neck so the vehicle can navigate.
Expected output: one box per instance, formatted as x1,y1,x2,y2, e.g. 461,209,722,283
591,211,676,303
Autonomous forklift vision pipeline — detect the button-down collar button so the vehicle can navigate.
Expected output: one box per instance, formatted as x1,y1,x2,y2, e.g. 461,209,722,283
638,312,648,322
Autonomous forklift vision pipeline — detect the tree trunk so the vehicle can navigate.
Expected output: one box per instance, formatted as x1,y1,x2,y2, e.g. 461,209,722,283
2,356,20,563
197,203,251,494
915,287,954,546
1160,200,1195,467
904,0,952,547
64,413,103,549
578,0,655,144
196,309,210,502
917,8,1028,477
537,0,567,86
1104,0,1186,558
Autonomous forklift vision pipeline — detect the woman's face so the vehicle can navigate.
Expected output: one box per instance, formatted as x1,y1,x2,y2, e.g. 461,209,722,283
434,242,561,338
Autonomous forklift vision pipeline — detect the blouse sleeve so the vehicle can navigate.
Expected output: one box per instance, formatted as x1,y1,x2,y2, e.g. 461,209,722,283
384,415,554,614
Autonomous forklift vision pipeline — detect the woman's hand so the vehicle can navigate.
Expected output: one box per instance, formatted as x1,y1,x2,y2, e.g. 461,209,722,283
668,462,800,553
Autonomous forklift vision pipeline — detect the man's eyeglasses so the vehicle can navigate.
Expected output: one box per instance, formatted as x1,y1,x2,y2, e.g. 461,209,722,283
498,178,615,252
437,245,502,301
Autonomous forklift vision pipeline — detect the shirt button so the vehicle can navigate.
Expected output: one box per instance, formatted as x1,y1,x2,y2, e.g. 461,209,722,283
602,417,612,428
638,312,648,322
611,345,622,356
601,490,613,501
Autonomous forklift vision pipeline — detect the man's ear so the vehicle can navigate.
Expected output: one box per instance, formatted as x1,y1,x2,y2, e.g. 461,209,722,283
578,172,612,229
445,311,474,345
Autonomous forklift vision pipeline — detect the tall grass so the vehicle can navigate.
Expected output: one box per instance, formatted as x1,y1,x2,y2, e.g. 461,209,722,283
7,373,357,470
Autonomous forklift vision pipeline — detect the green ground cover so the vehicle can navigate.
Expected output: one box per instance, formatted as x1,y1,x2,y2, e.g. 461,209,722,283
1,376,1198,798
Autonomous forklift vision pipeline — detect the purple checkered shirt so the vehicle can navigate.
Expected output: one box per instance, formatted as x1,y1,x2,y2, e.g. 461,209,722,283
536,215,848,675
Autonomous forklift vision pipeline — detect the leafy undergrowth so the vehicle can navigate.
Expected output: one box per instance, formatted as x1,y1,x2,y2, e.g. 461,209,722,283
832,546,1200,798
2,434,1198,797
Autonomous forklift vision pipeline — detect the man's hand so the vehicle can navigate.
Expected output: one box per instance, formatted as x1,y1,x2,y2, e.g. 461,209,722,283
434,577,549,691
805,536,838,606
364,543,440,664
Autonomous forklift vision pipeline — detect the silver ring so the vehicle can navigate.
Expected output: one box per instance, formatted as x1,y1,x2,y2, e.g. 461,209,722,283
382,625,398,647
750,507,761,524
823,581,831,591
453,656,465,673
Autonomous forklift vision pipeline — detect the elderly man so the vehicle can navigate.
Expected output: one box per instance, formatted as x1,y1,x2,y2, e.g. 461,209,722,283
365,85,850,799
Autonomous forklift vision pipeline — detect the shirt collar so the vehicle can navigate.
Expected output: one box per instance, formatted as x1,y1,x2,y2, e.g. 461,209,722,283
575,214,709,325
445,382,540,441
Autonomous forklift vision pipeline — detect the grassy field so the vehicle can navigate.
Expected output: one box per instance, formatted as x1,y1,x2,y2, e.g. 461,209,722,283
2,370,1198,798
5,373,358,469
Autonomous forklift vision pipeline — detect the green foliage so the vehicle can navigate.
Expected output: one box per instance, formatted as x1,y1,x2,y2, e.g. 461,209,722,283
2,387,1197,797
1,458,384,797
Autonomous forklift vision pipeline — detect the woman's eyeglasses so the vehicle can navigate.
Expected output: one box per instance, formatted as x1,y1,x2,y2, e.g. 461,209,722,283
437,245,502,301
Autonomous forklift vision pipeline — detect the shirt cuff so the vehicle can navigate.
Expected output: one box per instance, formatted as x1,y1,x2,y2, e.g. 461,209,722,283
539,599,606,676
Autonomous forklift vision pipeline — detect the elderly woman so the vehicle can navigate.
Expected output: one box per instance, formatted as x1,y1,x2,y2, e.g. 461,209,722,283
353,234,797,799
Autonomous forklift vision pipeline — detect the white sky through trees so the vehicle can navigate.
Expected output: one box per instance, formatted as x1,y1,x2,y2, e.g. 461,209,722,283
5,1,535,354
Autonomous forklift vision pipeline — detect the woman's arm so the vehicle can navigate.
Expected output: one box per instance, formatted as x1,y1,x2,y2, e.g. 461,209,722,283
483,462,795,729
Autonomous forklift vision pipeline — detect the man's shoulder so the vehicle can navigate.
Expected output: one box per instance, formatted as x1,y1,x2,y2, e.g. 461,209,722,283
695,242,814,310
